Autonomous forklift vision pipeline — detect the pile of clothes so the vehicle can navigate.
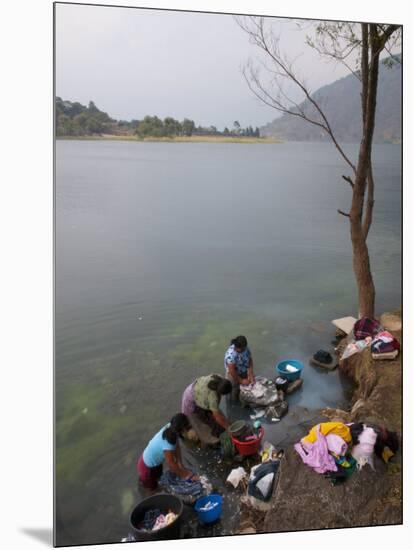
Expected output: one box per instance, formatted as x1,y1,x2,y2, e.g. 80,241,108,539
137,508,178,532
294,421,399,485
240,376,288,420
159,472,212,504
341,317,400,361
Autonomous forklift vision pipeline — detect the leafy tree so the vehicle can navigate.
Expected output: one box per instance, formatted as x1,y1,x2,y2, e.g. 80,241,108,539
182,118,195,136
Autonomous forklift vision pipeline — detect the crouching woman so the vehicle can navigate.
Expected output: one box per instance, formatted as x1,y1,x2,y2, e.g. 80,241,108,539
181,374,232,445
137,413,196,490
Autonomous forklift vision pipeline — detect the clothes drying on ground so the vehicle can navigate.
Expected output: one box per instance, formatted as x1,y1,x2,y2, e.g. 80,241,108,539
324,455,357,485
326,433,348,456
302,422,352,445
295,425,338,474
371,331,400,354
351,424,377,470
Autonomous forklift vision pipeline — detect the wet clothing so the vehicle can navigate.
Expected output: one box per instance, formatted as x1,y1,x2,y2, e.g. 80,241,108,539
224,344,252,378
137,455,163,489
142,423,176,468
192,375,220,411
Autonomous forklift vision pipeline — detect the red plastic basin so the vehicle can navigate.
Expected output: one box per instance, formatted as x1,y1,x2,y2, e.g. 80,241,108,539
230,427,264,456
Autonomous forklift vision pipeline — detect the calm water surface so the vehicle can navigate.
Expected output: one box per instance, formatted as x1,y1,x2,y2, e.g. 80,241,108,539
55,140,401,545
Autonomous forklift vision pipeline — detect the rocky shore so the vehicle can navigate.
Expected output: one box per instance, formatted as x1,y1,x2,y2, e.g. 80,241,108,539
251,312,402,534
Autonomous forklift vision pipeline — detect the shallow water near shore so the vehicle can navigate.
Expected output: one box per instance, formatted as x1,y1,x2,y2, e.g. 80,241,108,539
55,140,401,545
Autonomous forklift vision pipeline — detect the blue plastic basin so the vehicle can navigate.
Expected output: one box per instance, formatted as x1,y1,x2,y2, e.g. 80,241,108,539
275,359,304,382
194,494,223,524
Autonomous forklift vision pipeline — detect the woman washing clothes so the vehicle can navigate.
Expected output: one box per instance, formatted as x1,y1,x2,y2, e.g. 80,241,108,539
181,374,232,445
137,413,197,490
224,335,255,402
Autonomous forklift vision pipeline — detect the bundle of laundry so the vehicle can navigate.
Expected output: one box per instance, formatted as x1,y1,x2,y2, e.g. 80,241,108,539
247,460,281,502
374,426,399,463
349,423,377,470
239,376,283,407
341,337,373,359
159,472,212,504
294,422,352,475
137,508,179,532
371,331,400,359
353,317,382,340
226,466,248,489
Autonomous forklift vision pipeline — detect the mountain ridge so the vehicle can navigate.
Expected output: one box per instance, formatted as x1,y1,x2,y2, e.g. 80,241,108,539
260,58,401,143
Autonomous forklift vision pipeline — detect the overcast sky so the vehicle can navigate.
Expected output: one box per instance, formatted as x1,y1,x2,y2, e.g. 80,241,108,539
55,3,359,129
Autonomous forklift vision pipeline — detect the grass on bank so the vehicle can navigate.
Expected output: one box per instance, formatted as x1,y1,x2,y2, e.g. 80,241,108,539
57,134,282,144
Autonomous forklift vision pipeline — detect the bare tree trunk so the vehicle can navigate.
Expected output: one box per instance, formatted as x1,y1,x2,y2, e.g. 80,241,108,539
349,23,380,318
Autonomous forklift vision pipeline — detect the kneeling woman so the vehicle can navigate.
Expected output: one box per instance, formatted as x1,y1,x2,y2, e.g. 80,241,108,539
181,374,232,445
137,413,196,490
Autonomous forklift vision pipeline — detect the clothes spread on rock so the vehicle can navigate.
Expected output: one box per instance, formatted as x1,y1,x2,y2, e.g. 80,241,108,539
302,422,352,445
224,344,252,377
294,424,338,474
350,424,377,470
325,433,348,456
371,331,400,354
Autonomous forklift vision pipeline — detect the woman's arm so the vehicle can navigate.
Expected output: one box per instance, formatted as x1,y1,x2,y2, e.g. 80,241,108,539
211,409,229,429
228,362,246,385
164,450,194,479
247,356,255,384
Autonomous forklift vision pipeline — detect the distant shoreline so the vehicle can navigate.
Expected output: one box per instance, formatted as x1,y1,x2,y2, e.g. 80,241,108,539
56,134,282,144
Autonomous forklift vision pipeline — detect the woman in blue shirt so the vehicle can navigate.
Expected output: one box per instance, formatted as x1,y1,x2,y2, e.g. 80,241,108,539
224,335,255,401
137,413,196,489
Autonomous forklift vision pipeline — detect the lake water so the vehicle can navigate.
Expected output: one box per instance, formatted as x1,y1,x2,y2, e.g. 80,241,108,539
55,140,401,545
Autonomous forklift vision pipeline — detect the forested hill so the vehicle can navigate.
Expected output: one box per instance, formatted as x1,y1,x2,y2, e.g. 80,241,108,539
260,57,401,143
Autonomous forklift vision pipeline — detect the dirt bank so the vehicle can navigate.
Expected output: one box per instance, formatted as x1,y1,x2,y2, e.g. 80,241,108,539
261,312,402,533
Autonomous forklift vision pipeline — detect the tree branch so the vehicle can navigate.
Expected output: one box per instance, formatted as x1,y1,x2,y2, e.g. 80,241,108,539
342,175,354,188
338,209,351,218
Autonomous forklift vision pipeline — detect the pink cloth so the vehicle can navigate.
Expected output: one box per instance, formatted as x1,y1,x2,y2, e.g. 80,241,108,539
294,425,337,474
181,382,196,416
326,434,348,456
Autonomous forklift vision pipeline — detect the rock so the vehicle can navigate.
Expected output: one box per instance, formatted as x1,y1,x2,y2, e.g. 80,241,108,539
379,312,402,332
263,446,401,533
119,404,127,414
309,357,337,371
285,378,303,394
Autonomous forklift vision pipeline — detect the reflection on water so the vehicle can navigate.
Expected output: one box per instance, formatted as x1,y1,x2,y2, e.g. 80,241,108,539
55,140,401,545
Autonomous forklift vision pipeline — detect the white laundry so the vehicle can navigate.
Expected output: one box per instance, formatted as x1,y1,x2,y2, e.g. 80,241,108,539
285,364,298,373
226,466,248,488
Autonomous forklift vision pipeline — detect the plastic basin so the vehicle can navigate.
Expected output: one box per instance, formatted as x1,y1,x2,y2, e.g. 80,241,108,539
275,360,304,382
130,493,183,541
231,427,264,456
194,494,223,524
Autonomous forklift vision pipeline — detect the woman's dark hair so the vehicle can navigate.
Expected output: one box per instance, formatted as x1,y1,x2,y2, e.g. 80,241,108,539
162,413,190,445
231,335,248,350
207,375,232,396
